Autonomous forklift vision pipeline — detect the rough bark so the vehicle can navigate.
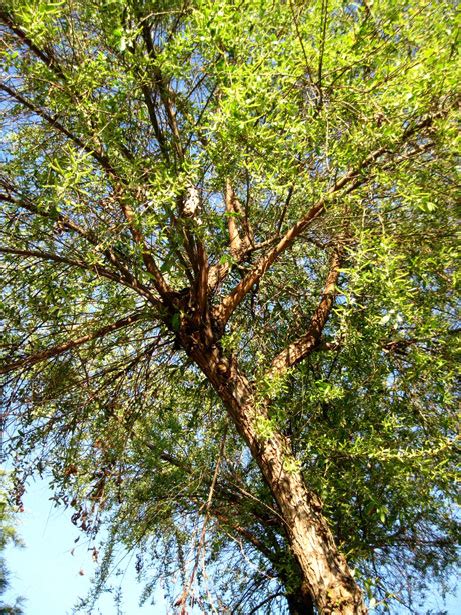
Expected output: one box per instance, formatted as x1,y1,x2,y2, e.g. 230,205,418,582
180,321,367,615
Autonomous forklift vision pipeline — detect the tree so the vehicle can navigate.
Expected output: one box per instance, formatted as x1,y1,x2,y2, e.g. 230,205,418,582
0,0,459,612
0,471,24,615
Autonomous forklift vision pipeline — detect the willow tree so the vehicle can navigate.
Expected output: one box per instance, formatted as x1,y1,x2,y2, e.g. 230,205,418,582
0,1,459,613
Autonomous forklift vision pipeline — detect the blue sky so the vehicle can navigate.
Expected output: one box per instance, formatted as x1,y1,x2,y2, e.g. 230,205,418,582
3,477,460,614
3,478,162,614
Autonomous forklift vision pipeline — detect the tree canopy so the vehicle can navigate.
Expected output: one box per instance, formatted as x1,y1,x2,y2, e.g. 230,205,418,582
0,1,459,613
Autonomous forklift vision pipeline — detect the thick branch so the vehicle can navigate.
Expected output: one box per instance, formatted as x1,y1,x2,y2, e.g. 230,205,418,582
1,311,146,374
194,240,209,319
207,236,280,292
225,179,253,258
214,105,455,327
214,151,382,326
267,249,343,378
175,187,210,313
225,179,243,257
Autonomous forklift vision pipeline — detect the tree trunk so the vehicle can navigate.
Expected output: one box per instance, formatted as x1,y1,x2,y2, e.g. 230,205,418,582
185,336,367,614
286,583,315,615
234,407,366,614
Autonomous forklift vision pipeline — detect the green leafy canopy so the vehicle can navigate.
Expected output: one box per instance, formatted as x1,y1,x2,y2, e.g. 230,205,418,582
0,0,459,613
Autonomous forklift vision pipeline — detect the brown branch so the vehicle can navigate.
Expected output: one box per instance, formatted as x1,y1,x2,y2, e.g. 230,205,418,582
0,246,123,284
288,1,316,87
213,172,360,327
1,311,146,374
141,21,184,162
317,0,329,107
2,85,170,299
267,249,343,378
0,188,160,305
224,179,254,258
130,26,212,306
168,189,210,311
158,451,282,530
0,83,116,176
175,187,207,288
247,593,287,615
213,509,275,561
109,208,172,304
177,429,227,615
116,195,173,299
308,327,461,357
213,105,455,328
276,185,294,234
0,84,169,300
225,179,243,257
0,10,65,78
232,180,255,246
119,40,201,300
207,261,231,292
173,219,209,316
1,11,136,164
0,188,87,238
140,84,171,161
194,240,209,319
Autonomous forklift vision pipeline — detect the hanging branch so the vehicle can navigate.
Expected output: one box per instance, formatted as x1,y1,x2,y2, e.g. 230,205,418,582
176,427,228,614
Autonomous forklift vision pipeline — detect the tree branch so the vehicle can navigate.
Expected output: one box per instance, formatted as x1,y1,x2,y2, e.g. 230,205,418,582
266,248,343,378
213,509,276,562
115,194,173,300
0,83,171,300
213,170,364,327
194,240,209,320
1,10,137,164
0,83,116,176
0,246,125,286
136,16,212,312
0,9,65,78
1,311,147,374
225,179,243,257
141,20,184,162
0,186,160,306
214,105,455,328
